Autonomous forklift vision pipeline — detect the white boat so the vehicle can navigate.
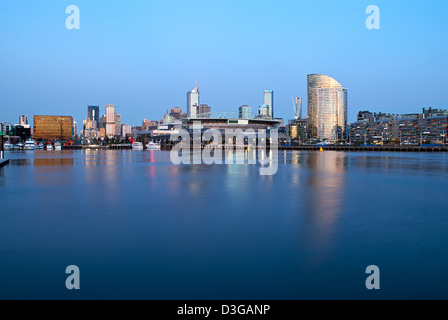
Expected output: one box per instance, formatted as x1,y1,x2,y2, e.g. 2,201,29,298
14,143,24,150
54,142,62,150
3,142,13,150
37,142,44,150
146,141,161,150
25,139,37,150
132,142,144,150
46,143,53,150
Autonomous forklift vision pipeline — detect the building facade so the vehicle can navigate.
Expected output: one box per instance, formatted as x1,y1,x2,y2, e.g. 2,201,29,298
121,124,132,138
307,74,347,141
34,115,73,141
114,113,121,137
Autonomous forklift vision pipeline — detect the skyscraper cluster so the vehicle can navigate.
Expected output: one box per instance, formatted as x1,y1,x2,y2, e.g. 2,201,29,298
82,104,125,139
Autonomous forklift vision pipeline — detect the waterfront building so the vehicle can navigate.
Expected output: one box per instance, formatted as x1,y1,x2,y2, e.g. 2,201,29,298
263,90,274,118
105,104,115,137
187,85,200,118
307,74,348,141
33,115,73,141
287,118,308,142
350,108,448,145
239,105,252,119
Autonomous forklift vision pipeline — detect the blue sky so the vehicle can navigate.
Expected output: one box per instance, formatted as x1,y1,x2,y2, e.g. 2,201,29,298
0,0,447,129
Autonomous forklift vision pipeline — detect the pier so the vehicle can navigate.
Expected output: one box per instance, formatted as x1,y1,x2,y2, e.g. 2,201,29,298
278,145,448,152
62,144,132,150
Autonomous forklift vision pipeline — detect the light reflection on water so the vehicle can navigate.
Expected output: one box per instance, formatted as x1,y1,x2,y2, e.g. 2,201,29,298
1,150,448,299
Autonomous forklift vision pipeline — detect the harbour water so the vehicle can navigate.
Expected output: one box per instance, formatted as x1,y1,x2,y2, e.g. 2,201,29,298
1,149,448,299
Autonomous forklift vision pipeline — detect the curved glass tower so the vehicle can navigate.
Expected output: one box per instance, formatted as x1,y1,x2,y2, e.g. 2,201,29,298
307,74,347,141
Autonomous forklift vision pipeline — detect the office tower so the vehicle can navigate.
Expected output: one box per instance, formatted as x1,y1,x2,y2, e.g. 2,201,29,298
114,114,121,137
264,90,274,118
239,105,251,119
307,74,347,141
295,98,302,120
105,104,115,137
187,85,200,118
19,115,28,126
87,105,100,128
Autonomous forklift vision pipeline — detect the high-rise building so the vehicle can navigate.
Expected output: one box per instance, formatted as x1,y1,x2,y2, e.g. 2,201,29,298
105,104,115,137
87,105,100,128
187,85,200,118
121,124,132,137
19,115,28,126
307,74,347,141
239,105,251,119
114,114,121,137
264,90,274,118
295,98,302,120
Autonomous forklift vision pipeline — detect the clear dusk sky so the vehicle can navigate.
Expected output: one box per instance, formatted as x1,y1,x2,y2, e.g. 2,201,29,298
0,0,447,129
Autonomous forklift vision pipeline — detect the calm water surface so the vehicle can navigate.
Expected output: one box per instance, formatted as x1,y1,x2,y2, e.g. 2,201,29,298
1,149,448,299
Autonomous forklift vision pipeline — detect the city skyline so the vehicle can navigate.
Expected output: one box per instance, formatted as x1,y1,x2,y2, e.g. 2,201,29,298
0,0,447,126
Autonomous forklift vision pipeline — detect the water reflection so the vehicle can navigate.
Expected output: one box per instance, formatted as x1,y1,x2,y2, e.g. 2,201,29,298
301,151,346,263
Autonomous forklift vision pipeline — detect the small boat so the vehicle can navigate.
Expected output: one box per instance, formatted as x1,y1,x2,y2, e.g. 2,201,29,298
146,141,161,150
132,142,144,150
37,142,44,150
14,143,24,150
46,143,53,150
54,142,62,150
25,139,37,150
3,142,13,150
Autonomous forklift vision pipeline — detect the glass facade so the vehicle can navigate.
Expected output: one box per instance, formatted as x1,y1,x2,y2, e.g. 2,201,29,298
307,74,347,141
263,90,274,118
